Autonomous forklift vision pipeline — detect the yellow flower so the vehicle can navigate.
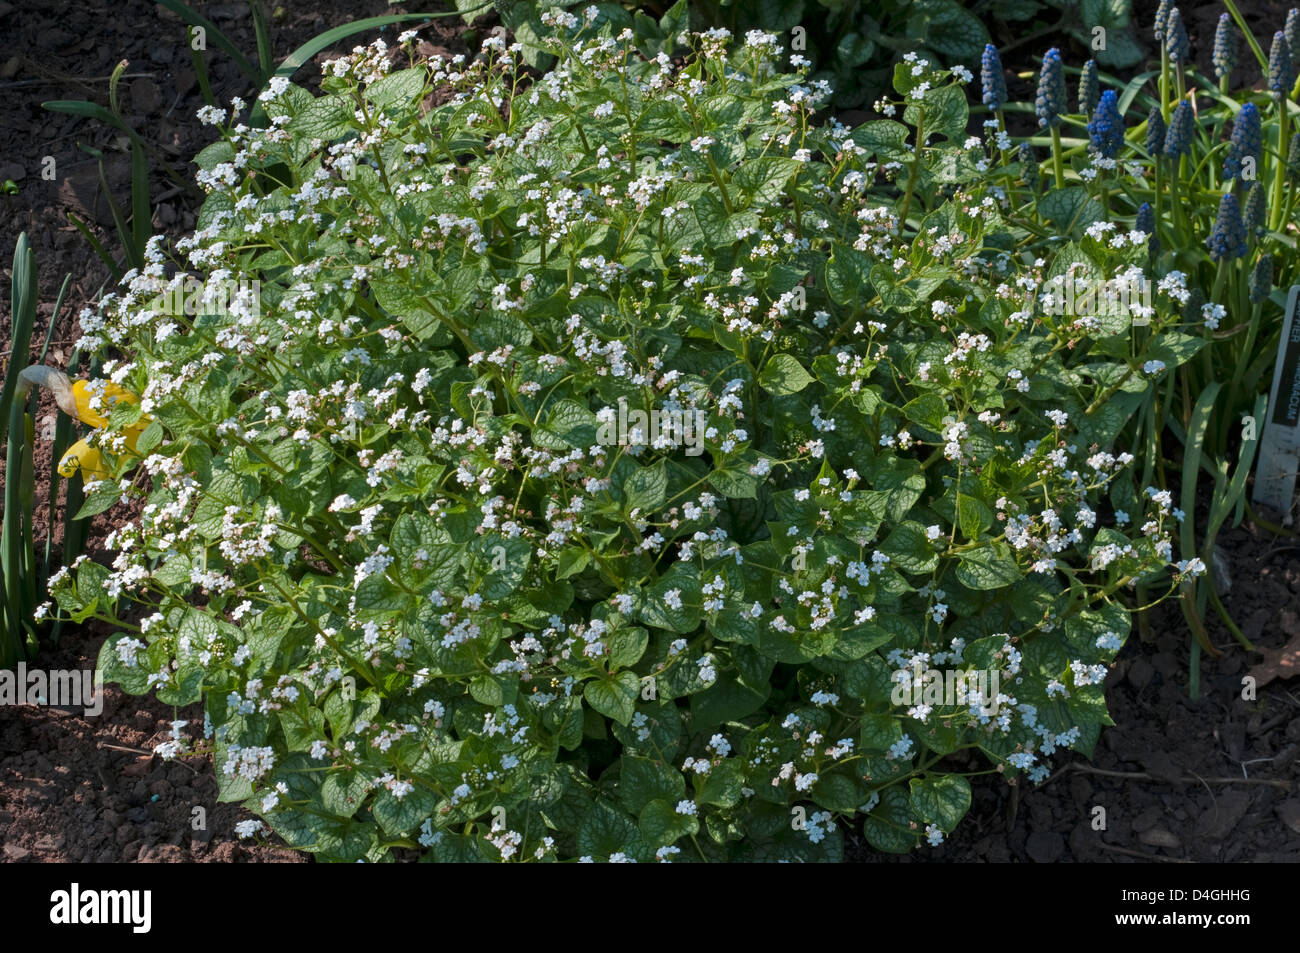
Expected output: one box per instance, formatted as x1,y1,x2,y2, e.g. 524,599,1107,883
57,438,111,481
70,379,148,453
17,367,152,480
69,377,137,426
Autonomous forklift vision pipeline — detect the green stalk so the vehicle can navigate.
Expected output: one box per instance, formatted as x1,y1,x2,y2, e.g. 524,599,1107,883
1270,107,1290,233
3,398,32,665
1049,125,1065,190
1,233,38,668
1209,258,1230,306
249,0,273,80
1220,300,1262,451
1169,156,1185,238
19,411,36,619
1153,161,1162,237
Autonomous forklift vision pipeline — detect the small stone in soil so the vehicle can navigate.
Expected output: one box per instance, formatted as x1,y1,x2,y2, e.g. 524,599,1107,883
1195,790,1252,840
1137,827,1181,849
1275,799,1300,834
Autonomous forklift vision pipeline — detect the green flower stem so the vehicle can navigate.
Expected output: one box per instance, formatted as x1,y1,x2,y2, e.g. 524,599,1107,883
1153,161,1163,236
263,576,379,687
704,153,734,214
1049,126,1065,190
1208,582,1254,649
1084,364,1139,417
996,108,1017,198
1218,300,1262,452
1169,157,1185,238
270,521,347,574
1270,108,1291,232
1209,258,1230,306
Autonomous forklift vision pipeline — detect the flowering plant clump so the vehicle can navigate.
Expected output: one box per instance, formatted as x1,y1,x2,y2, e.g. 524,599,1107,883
49,16,1192,862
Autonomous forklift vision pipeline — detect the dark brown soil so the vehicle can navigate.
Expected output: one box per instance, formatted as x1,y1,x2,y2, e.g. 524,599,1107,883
2,0,1298,864
0,617,309,863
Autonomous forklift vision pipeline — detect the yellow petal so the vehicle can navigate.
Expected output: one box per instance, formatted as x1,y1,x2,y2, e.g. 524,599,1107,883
70,378,140,429
57,439,110,481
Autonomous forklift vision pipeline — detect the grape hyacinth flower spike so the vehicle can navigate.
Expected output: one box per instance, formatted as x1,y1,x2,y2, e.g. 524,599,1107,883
1249,254,1273,304
1165,7,1189,64
1146,106,1166,158
1288,9,1300,74
1154,0,1172,43
1268,31,1295,101
1208,192,1247,261
1213,13,1236,82
1079,59,1099,115
1243,181,1266,236
981,45,1007,112
1018,141,1039,189
1224,101,1262,181
1037,47,1068,187
1036,48,1066,128
1136,202,1159,257
1163,99,1192,158
1088,90,1124,159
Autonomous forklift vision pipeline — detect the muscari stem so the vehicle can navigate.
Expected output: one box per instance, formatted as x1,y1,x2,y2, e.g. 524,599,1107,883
1270,104,1291,232
1050,126,1065,190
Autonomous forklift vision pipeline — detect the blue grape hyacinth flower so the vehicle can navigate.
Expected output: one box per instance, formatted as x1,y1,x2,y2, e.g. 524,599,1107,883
1243,182,1266,235
1163,99,1192,158
1208,192,1248,261
1136,202,1159,256
1088,90,1124,159
1146,106,1166,158
1250,254,1273,304
1213,13,1236,79
981,45,1007,111
1268,31,1295,100
1036,48,1067,128
1224,101,1262,181
1288,9,1300,73
1165,7,1190,63
1079,59,1099,115
1154,0,1172,43
1019,141,1039,188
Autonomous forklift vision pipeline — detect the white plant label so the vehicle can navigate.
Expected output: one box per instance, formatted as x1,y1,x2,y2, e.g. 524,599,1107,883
1254,284,1300,516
